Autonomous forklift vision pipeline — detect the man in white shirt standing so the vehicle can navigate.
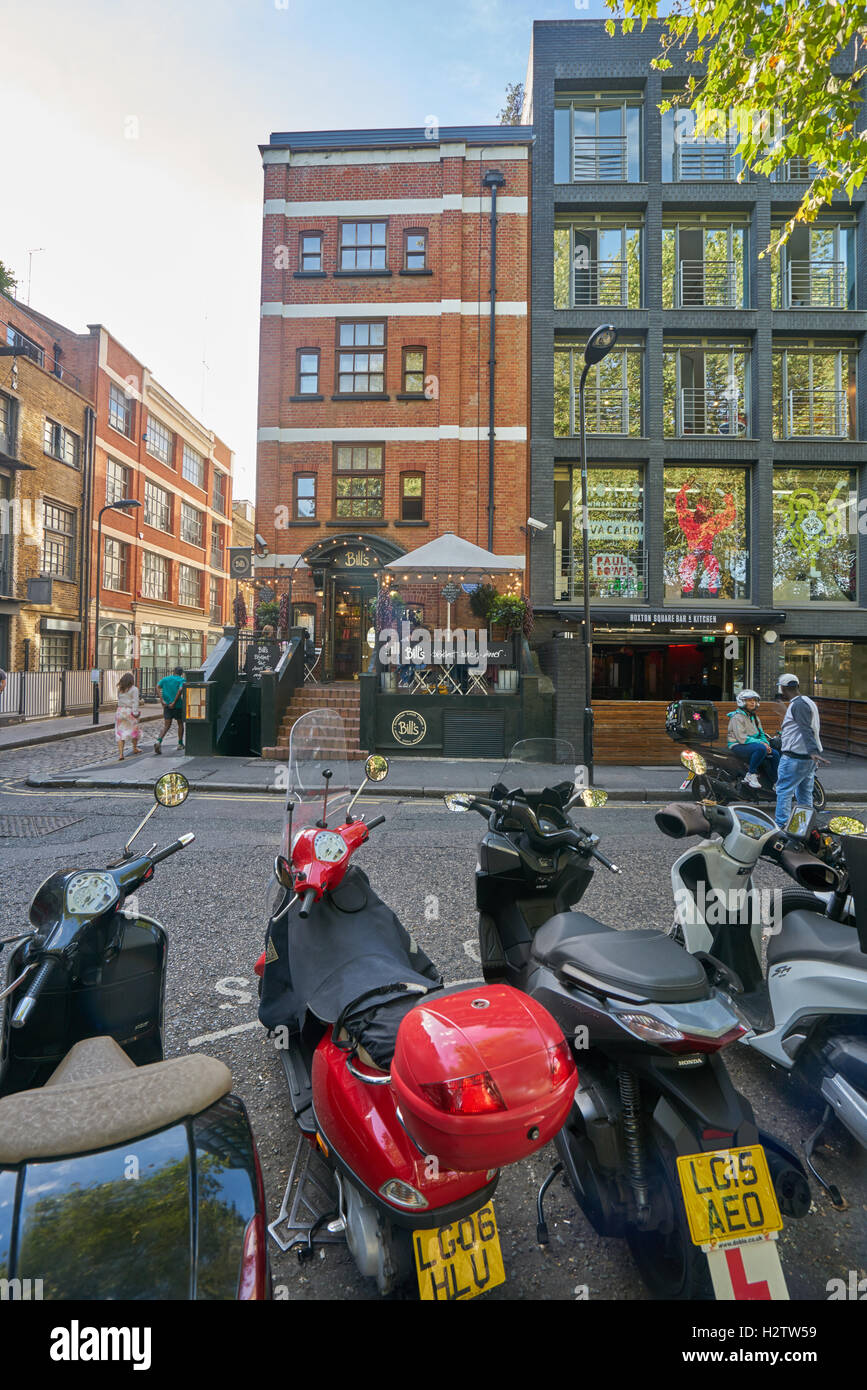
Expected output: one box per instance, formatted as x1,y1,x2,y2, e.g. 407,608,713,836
774,674,828,828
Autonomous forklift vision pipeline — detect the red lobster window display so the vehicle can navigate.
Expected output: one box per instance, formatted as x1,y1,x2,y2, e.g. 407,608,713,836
675,480,736,597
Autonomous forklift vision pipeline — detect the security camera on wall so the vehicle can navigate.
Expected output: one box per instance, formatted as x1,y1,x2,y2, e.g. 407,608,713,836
526,518,548,532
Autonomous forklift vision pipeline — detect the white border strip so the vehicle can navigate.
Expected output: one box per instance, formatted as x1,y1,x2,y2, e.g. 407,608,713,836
258,426,527,442
263,196,527,217
260,300,527,319
262,146,529,167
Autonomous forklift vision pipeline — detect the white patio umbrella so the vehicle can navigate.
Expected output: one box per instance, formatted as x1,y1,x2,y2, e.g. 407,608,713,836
384,532,525,640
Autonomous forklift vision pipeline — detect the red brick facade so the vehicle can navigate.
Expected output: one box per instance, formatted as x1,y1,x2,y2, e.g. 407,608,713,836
254,130,531,672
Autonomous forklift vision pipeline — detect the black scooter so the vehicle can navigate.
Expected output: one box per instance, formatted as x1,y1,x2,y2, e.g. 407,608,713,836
0,773,271,1301
446,742,811,1300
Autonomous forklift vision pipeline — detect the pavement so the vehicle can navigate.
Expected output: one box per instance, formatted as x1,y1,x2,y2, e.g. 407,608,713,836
0,708,162,751
24,740,867,801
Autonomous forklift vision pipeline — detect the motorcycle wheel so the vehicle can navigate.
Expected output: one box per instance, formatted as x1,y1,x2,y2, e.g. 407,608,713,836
625,1144,713,1301
812,780,826,811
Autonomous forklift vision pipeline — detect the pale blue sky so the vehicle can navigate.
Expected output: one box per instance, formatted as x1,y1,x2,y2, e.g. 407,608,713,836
2,0,614,493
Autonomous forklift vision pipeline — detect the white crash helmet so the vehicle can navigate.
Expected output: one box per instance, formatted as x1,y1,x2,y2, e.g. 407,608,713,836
736,689,761,707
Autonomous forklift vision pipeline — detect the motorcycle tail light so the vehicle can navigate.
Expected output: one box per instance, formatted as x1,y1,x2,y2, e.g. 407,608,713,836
548,1039,576,1087
379,1179,429,1209
238,1214,267,1300
617,1011,747,1054
420,1071,507,1116
253,952,266,979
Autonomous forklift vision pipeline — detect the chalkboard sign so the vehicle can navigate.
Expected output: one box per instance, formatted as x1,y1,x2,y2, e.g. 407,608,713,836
244,642,281,680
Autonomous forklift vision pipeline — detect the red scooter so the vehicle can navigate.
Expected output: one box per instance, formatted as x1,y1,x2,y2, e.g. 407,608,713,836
254,710,577,1299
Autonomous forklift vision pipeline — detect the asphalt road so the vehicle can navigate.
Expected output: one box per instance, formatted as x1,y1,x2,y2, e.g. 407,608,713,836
1,727,865,1304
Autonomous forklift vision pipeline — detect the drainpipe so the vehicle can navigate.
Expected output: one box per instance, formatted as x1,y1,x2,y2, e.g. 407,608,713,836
483,169,505,553
80,405,95,669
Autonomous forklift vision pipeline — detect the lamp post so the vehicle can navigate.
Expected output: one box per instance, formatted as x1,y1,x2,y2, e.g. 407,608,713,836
92,499,142,725
577,324,618,784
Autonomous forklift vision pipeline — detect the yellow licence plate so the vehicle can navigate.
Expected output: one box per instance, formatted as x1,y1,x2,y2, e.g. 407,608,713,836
413,1201,506,1301
677,1145,783,1247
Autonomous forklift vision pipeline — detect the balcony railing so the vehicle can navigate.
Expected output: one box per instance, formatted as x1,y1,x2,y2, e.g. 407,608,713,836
573,135,628,182
0,320,82,393
583,388,638,436
781,260,847,309
677,259,738,308
772,157,819,182
783,388,848,439
673,143,738,181
574,259,629,307
677,387,747,437
556,548,648,602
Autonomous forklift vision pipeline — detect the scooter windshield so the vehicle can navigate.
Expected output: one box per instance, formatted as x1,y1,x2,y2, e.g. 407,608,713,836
498,738,580,801
283,709,354,855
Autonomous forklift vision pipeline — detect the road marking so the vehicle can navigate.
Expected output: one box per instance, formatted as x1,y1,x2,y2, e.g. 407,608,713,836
188,1020,259,1046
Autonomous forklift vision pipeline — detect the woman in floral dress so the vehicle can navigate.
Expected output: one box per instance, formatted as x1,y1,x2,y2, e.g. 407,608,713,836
115,671,142,760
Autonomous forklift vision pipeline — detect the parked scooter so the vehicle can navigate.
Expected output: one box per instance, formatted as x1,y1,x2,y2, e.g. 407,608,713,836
0,773,271,1300
445,740,810,1300
666,699,827,810
254,710,578,1300
656,797,867,1207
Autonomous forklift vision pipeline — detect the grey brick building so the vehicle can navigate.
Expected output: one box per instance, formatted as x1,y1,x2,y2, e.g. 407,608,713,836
525,19,867,726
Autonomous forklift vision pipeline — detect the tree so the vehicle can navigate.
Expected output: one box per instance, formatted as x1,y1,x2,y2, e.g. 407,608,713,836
604,0,867,251
498,82,525,125
0,260,18,296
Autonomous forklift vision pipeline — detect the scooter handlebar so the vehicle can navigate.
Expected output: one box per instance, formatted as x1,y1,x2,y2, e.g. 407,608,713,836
150,832,195,864
10,958,54,1030
298,888,317,919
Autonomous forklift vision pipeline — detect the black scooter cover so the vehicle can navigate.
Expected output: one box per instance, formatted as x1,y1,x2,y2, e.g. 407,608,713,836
258,867,442,1065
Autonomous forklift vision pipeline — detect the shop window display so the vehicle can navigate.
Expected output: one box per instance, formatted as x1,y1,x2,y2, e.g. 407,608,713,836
773,467,856,604
663,468,749,601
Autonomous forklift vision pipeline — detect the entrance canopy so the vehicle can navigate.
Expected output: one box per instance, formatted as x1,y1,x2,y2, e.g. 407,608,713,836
383,532,524,576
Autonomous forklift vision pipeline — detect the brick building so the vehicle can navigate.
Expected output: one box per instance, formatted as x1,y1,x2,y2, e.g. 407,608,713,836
254,125,532,682
524,19,867,743
4,300,235,676
0,295,91,672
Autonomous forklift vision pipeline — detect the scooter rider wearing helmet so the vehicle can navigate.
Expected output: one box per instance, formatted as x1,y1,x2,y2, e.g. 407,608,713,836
726,689,780,790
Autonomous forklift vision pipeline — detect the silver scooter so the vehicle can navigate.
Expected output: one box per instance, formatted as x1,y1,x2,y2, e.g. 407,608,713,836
655,798,867,1207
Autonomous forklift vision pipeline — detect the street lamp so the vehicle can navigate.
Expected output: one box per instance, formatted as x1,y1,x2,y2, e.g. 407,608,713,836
92,499,142,725
577,324,618,784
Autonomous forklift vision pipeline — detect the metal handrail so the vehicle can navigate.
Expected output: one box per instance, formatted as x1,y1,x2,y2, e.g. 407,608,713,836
678,387,746,436
772,158,819,182
677,259,737,307
574,258,628,307
785,388,848,438
0,320,82,393
573,134,628,181
583,388,636,436
783,260,846,309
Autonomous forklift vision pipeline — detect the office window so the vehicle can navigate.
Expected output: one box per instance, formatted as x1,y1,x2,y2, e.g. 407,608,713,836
103,536,130,592
404,230,428,270
106,458,132,506
179,564,202,608
334,445,383,519
108,382,134,437
39,633,73,671
210,575,221,624
210,522,224,568
555,467,645,602
555,98,641,183
0,393,16,455
402,348,426,394
295,474,316,519
212,469,227,514
181,502,204,547
662,223,747,309
554,346,642,437
43,419,80,468
144,479,172,532
146,415,173,465
182,442,205,488
773,347,857,439
300,232,323,272
663,467,750,601
42,501,76,581
773,467,857,604
555,222,642,309
662,108,746,181
773,222,855,310
337,322,385,393
400,473,424,521
297,350,320,395
663,345,750,437
142,551,169,601
339,221,387,271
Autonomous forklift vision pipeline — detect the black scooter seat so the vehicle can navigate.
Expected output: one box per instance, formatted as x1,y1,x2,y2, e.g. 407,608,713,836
532,912,710,1003
768,910,866,974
